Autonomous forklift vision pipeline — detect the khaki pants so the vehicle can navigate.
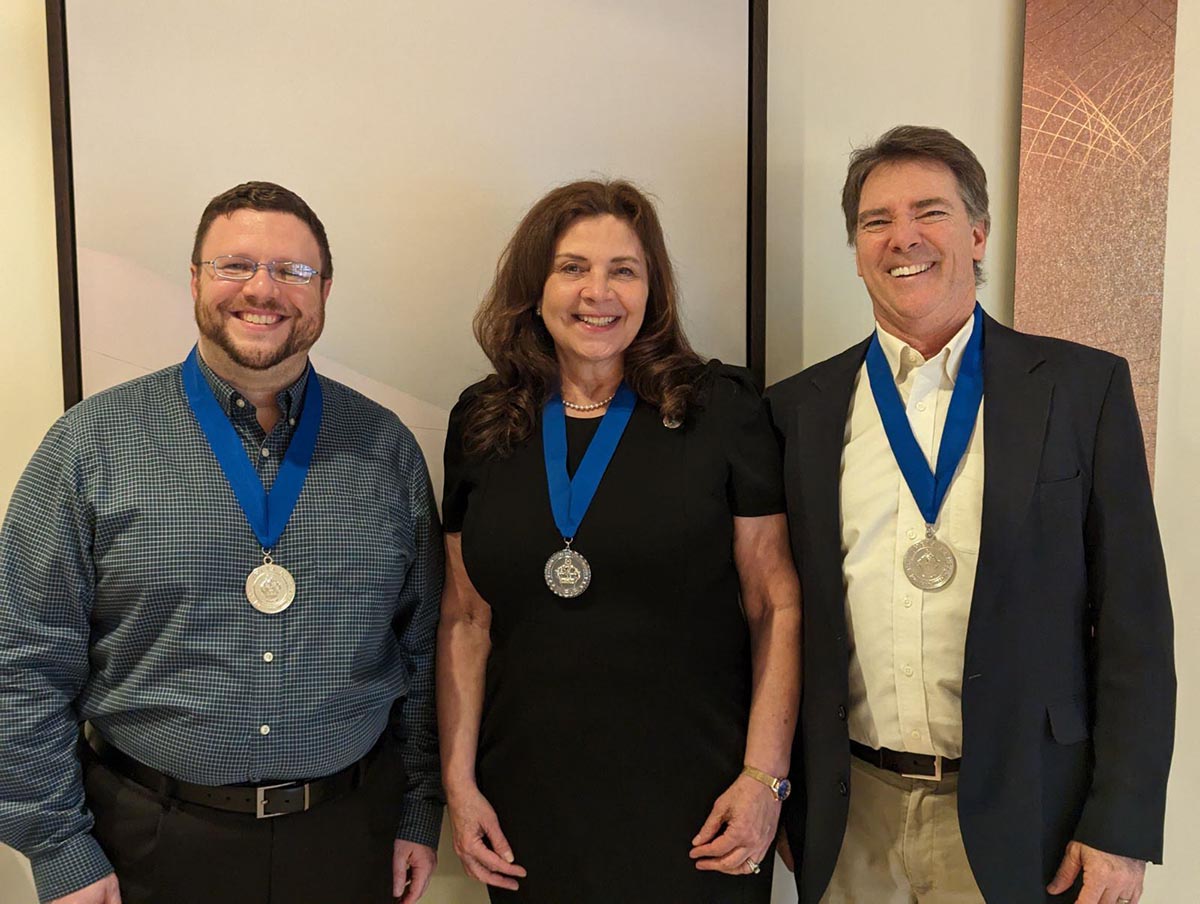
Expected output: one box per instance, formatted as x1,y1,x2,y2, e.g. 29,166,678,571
820,755,985,904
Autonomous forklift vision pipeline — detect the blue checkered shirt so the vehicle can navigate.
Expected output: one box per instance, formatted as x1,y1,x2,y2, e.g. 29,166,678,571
0,355,443,902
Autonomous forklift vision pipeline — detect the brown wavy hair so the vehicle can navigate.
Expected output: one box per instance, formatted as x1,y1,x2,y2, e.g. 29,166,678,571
464,179,705,458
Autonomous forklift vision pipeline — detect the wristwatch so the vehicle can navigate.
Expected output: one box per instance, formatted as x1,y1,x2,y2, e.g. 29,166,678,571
741,764,791,802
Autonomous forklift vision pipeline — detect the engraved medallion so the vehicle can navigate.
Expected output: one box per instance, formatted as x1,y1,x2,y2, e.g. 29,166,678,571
903,535,956,591
246,561,296,613
662,414,682,429
544,547,592,598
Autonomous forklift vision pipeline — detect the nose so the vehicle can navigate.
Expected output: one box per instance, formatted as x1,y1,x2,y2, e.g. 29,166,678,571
243,263,280,299
890,216,922,252
580,270,614,303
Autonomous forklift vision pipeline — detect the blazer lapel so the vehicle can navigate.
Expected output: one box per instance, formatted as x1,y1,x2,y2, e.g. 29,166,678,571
967,315,1052,651
796,339,870,644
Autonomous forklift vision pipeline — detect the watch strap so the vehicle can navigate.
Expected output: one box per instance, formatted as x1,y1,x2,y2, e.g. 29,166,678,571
741,764,786,800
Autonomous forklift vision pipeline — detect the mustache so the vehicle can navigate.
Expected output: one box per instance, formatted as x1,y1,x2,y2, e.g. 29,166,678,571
218,299,290,315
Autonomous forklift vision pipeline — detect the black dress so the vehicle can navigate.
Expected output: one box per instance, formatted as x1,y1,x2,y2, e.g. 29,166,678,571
442,364,785,904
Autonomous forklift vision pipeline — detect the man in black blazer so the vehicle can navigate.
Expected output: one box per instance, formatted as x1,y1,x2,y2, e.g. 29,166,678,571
767,125,1174,903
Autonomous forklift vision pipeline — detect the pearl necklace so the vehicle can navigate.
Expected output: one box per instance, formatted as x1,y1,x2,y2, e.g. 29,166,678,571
561,393,616,411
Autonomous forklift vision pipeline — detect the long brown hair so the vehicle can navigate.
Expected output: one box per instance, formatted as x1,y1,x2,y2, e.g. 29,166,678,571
464,179,705,458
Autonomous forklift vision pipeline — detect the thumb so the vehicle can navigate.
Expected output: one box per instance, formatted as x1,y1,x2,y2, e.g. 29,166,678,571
1047,842,1082,893
692,804,725,846
483,814,516,863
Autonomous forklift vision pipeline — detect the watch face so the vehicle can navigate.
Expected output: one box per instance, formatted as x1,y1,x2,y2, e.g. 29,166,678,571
777,778,792,801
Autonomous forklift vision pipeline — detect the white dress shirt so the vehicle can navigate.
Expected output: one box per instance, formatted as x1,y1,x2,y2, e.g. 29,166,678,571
840,314,984,757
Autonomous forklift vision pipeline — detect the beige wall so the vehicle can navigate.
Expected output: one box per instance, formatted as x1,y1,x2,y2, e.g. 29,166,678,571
0,2,63,900
0,1,63,516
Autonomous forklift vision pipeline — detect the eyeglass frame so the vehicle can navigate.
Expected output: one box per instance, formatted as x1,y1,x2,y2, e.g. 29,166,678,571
196,255,326,286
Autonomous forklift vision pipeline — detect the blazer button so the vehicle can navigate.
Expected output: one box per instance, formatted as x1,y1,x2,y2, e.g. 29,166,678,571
837,705,847,720
838,780,848,796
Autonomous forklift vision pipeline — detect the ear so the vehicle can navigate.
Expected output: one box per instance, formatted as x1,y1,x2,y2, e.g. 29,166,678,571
320,277,333,304
189,263,201,302
971,221,988,263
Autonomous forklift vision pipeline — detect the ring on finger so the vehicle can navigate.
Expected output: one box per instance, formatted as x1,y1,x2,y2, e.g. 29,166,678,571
744,857,761,875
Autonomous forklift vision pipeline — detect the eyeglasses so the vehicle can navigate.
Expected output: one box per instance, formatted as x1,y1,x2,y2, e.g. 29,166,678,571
198,255,322,285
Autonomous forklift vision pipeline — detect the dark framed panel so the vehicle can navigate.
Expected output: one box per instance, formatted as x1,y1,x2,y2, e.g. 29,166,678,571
46,0,769,407
44,0,80,409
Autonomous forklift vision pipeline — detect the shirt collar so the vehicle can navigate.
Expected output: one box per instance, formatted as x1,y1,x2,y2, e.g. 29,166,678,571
874,313,976,387
194,350,310,420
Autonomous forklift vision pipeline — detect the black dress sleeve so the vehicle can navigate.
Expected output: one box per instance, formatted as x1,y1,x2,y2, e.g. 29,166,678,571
701,362,786,518
441,386,481,533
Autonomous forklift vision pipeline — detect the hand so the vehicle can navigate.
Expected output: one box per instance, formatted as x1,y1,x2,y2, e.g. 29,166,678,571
49,874,121,904
446,783,527,891
776,823,795,872
1046,840,1146,903
690,774,780,876
393,840,437,903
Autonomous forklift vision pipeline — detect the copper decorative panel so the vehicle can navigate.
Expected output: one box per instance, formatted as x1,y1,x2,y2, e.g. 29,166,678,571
1014,0,1177,472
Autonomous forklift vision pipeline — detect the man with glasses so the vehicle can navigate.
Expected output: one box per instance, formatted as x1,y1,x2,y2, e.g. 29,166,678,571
0,182,443,904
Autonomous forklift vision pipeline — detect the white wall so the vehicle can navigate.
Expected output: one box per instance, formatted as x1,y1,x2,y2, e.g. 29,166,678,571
766,1,1025,382
1144,0,1199,898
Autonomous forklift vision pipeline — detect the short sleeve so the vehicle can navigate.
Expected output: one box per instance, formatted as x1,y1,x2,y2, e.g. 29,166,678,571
441,387,481,533
702,362,786,517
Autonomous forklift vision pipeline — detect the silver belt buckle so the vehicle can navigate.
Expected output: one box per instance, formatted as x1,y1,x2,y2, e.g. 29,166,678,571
901,754,943,782
256,781,310,819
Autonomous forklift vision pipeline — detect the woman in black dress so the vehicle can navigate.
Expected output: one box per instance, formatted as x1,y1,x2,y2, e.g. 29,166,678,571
437,180,800,903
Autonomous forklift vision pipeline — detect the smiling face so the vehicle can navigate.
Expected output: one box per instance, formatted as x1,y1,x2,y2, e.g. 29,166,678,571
539,214,649,377
854,158,987,344
190,209,331,375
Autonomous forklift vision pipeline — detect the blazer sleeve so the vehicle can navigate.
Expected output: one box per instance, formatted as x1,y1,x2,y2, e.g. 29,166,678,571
1073,357,1175,862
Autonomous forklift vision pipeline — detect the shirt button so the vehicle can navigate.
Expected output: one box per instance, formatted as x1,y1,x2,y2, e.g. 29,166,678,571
260,447,271,458
916,401,927,412
903,665,914,677
906,528,918,540
262,652,274,663
235,398,246,409
289,418,296,426
259,724,270,735
903,597,913,608
911,729,920,740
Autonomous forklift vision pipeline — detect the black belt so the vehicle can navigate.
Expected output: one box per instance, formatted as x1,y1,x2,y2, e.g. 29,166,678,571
850,740,961,781
84,725,377,819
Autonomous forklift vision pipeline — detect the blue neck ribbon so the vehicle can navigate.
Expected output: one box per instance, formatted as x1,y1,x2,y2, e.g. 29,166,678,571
864,304,984,527
181,346,323,551
542,383,637,541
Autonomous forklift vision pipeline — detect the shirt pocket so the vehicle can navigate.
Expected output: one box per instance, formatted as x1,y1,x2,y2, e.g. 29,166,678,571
946,458,984,554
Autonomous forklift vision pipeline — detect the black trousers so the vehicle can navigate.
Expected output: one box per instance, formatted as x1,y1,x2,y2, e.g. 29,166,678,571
83,741,408,904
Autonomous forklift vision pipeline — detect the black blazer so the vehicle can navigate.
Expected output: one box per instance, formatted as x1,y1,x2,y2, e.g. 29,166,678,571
766,314,1175,903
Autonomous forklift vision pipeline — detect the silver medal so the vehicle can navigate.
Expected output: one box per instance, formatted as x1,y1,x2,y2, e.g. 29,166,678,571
544,545,592,598
903,529,956,591
246,552,296,614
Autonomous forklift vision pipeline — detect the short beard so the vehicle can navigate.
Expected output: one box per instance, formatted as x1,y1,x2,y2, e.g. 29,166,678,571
194,297,324,371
